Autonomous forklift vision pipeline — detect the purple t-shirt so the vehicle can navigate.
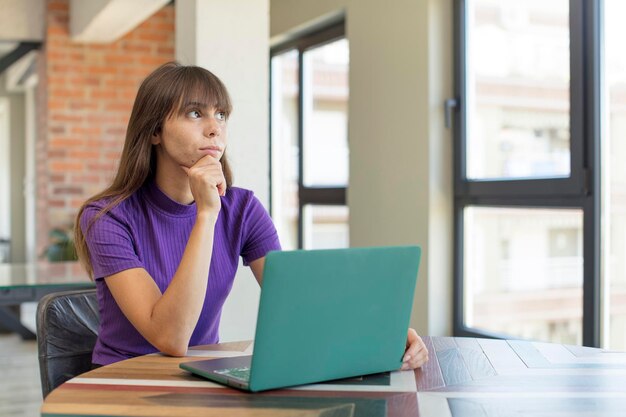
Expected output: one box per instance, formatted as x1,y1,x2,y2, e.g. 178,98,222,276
80,180,281,365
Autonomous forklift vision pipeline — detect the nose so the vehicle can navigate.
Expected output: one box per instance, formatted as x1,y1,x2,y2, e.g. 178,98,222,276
204,116,221,138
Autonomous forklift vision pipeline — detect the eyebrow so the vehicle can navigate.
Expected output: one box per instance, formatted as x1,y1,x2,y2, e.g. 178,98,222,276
180,101,208,110
176,100,227,117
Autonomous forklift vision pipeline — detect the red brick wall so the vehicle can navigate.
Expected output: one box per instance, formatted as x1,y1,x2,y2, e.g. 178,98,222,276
37,0,175,254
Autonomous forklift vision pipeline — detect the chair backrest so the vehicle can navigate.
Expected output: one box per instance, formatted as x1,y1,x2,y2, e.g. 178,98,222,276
36,288,99,398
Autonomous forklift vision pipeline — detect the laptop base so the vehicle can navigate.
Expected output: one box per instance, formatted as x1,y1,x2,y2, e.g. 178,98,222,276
180,355,252,391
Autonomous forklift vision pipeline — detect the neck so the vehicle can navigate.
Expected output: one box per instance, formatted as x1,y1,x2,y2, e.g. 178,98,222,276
154,154,194,205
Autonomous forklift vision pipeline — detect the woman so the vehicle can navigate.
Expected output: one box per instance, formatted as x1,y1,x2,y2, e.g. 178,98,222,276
75,62,428,370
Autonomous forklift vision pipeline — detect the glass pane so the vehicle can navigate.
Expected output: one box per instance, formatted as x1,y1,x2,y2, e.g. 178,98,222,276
302,39,349,187
466,0,570,180
0,261,89,287
604,0,626,350
271,50,299,250
303,205,349,250
464,207,583,344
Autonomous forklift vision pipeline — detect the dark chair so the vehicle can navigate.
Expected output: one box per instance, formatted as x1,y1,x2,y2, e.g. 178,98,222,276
36,288,99,398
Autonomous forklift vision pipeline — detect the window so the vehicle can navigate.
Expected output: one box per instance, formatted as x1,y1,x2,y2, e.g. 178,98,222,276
453,0,601,346
270,22,349,250
464,207,584,345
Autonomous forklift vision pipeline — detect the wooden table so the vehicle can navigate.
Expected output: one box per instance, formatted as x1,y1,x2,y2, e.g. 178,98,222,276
0,261,93,339
40,336,626,416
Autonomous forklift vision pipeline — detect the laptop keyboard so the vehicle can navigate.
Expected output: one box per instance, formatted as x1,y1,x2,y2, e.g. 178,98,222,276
214,366,251,381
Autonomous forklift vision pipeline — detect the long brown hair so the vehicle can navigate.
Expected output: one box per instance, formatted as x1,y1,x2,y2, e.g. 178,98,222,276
75,62,233,278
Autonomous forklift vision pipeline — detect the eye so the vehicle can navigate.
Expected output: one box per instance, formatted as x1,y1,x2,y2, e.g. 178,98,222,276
216,111,227,121
187,110,202,119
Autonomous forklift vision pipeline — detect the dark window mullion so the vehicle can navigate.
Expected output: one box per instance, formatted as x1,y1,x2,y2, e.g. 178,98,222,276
452,196,465,336
0,42,40,73
297,46,305,249
455,195,587,209
299,187,346,206
461,177,584,198
583,197,600,346
300,23,345,53
455,0,467,189
582,0,602,348
570,0,587,193
452,0,466,339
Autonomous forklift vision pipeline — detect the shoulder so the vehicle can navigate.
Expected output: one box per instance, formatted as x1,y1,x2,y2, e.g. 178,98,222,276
220,187,272,225
80,191,143,230
224,186,255,201
221,186,260,211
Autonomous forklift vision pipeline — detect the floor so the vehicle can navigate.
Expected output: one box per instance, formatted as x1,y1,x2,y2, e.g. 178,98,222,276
0,303,42,417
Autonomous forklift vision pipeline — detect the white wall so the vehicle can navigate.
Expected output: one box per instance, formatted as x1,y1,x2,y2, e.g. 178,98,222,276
0,74,27,263
176,0,270,342
69,0,171,43
9,87,26,263
270,0,454,336
0,98,9,250
24,78,37,262
0,0,44,41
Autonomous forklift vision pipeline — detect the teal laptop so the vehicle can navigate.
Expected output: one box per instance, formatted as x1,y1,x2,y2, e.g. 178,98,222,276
179,245,421,392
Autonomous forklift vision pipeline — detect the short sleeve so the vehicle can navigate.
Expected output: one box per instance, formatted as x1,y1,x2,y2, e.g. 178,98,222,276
80,205,145,280
240,194,281,265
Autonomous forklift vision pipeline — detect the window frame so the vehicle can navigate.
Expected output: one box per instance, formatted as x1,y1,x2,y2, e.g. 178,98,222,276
452,0,602,347
270,21,348,249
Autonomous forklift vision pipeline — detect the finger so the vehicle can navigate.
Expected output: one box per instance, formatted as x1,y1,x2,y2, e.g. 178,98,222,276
195,154,219,166
403,330,421,359
408,345,429,369
406,328,418,348
407,338,428,360
216,176,226,196
180,165,190,174
401,349,428,371
409,348,429,368
400,350,416,370
403,332,427,367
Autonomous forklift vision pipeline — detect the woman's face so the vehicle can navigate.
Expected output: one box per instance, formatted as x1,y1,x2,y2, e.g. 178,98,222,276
152,99,228,168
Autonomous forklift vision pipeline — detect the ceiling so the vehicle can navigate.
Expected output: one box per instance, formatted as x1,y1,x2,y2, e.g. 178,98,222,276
0,0,170,80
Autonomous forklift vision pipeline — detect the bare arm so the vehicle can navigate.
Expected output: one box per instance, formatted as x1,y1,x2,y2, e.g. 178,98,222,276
104,155,225,357
105,212,217,356
249,257,266,286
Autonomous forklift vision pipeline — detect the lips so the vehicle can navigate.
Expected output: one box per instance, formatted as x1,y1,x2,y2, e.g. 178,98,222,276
199,146,222,158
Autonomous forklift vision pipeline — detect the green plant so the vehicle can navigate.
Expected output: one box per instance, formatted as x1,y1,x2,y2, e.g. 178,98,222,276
42,227,78,262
